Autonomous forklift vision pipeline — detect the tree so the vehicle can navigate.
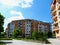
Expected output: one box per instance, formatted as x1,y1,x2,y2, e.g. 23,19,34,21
32,31,48,41
32,31,40,40
1,32,6,38
42,32,48,41
12,29,22,38
0,13,4,37
47,31,52,38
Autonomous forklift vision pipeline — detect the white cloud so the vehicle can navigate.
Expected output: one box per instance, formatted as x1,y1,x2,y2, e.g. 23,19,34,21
0,0,33,8
4,10,24,30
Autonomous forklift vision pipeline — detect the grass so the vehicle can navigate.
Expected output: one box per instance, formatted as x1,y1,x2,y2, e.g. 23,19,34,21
0,38,12,45
0,41,6,45
0,38,12,40
14,38,51,44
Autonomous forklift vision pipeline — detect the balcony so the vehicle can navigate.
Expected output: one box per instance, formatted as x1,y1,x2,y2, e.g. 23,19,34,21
58,5,60,10
52,10,56,16
52,15,57,21
56,0,60,3
58,16,60,21
53,26,59,31
53,21,58,25
53,0,56,4
51,4,55,11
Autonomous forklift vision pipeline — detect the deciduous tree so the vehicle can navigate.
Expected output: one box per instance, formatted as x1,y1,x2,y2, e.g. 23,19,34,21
0,13,4,37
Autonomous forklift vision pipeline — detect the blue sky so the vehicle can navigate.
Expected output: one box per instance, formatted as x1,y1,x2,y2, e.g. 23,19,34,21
0,0,52,30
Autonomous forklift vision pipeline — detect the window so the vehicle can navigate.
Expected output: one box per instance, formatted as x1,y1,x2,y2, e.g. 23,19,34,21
26,21,28,24
26,28,27,30
44,29,46,32
18,21,22,25
27,25,28,27
29,25,30,27
39,27,41,28
18,21,22,29
29,31,30,32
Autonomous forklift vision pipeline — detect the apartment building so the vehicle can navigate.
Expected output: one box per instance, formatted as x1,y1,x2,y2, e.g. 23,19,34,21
51,0,60,38
6,19,51,37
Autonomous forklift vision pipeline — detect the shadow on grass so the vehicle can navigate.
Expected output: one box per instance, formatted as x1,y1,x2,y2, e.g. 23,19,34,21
5,42,12,44
0,42,12,44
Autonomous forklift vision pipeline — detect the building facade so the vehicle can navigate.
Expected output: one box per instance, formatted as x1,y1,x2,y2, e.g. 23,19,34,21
6,19,51,37
51,0,60,38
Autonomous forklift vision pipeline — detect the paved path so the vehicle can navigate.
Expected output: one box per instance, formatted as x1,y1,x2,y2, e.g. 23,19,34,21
48,38,60,45
1,39,60,45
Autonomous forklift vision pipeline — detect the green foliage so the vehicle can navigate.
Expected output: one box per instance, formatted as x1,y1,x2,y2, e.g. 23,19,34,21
32,31,40,40
0,13,4,25
0,42,5,45
47,31,52,38
32,31,48,41
43,32,48,39
12,29,22,38
0,26,4,32
0,38,12,40
0,13,5,38
31,31,51,43
25,36,31,39
12,30,50,44
0,32,6,38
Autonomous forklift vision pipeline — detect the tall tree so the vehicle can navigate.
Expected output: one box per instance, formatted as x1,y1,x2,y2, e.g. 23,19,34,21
0,13,4,35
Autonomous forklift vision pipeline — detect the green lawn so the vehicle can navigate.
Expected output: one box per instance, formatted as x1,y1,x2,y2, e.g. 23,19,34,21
0,41,5,45
0,38,12,45
0,38,12,40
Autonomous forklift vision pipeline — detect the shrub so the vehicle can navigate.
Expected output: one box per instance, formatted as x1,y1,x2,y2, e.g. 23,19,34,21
47,31,52,38
12,29,22,38
32,31,40,40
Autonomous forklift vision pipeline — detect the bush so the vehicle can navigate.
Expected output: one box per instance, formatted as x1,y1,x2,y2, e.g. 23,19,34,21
14,38,22,40
47,31,52,38
32,31,40,40
32,31,49,43
12,29,22,38
0,32,6,38
25,36,31,39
